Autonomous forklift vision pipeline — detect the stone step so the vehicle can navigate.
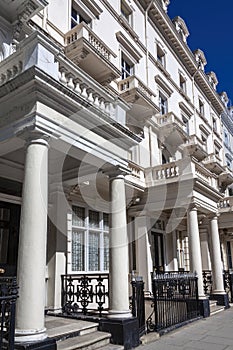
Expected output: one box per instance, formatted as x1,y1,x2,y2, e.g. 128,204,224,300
210,304,225,315
56,331,111,350
97,344,124,350
46,316,99,341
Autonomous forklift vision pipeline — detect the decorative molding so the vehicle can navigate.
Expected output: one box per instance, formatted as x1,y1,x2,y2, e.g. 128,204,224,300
155,74,173,96
116,31,142,62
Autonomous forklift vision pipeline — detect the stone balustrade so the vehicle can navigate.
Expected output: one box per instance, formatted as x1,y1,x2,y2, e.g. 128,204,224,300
0,32,117,120
65,23,115,61
127,161,145,182
156,112,184,130
57,61,116,118
118,75,156,102
218,197,233,210
203,153,222,165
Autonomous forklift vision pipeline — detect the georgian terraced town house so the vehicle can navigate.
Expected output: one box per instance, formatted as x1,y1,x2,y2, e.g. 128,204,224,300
1,0,233,348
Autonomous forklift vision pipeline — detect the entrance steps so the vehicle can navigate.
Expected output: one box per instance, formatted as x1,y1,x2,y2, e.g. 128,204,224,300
46,316,123,350
209,300,225,315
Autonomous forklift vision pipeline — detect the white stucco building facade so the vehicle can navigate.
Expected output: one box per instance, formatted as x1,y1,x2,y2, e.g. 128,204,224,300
0,0,233,348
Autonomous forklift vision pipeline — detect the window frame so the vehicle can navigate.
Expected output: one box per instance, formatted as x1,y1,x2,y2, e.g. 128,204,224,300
121,53,134,80
156,44,166,67
70,205,109,273
120,0,133,25
71,1,93,29
159,91,168,115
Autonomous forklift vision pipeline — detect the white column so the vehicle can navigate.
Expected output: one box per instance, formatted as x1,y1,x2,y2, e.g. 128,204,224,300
108,172,131,318
135,216,153,292
200,229,211,270
210,215,225,294
15,136,49,342
166,231,177,271
187,206,205,297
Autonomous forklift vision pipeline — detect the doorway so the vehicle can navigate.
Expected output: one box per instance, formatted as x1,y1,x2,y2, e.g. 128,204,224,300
152,232,164,272
0,201,20,276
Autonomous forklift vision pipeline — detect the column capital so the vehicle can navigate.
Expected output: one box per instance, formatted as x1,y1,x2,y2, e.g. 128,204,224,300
17,128,50,148
102,165,130,180
208,212,219,220
188,202,198,212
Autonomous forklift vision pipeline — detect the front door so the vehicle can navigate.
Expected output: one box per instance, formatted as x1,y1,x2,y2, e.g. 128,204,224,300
0,201,20,276
152,232,164,272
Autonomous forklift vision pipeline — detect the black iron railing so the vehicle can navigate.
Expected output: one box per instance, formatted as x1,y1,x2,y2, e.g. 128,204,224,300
202,270,212,295
0,277,18,350
223,270,233,302
202,270,233,301
131,277,145,337
61,274,109,316
147,272,199,332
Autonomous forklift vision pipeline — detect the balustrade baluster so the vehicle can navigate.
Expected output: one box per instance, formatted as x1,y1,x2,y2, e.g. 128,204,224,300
59,69,67,85
80,83,88,99
87,88,94,103
67,74,75,90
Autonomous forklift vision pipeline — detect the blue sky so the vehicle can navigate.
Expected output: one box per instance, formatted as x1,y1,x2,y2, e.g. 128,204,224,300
168,0,233,104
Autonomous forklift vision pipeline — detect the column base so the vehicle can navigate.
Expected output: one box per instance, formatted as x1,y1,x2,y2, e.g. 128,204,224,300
198,298,210,318
15,328,47,343
99,317,140,350
14,338,56,350
210,293,230,308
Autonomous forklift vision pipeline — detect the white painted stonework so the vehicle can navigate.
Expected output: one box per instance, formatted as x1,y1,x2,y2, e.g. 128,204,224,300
0,0,233,342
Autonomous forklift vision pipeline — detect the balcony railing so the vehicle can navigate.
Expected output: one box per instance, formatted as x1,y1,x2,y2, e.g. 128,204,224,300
155,112,185,131
65,23,114,61
0,32,117,119
183,135,208,161
127,161,145,183
64,23,120,84
218,196,233,211
203,153,225,175
118,75,156,103
117,75,159,119
145,158,218,190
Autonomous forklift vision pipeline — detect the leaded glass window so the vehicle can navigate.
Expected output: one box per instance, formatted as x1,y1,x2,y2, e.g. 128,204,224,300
72,230,84,271
70,206,109,272
72,206,85,226
89,232,100,271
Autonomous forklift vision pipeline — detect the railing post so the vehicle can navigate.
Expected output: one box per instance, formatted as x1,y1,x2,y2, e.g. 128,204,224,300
131,277,145,337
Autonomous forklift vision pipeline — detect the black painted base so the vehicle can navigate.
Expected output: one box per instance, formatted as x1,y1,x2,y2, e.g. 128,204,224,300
199,298,210,318
99,317,139,350
210,293,230,308
14,338,57,350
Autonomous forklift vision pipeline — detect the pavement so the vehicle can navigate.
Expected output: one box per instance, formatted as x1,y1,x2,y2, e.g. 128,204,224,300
139,307,233,350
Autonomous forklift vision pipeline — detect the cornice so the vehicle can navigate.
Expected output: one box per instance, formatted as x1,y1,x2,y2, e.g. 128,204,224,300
135,0,225,115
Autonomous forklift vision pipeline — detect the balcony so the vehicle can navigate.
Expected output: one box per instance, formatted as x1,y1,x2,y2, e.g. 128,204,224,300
126,160,145,187
218,197,233,213
183,135,208,161
117,75,159,119
202,153,225,175
145,158,218,190
218,168,233,192
155,112,188,146
0,31,140,148
65,23,121,85
0,0,47,23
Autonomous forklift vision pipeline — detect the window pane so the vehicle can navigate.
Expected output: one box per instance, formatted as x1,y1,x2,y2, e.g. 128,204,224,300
72,206,85,226
104,233,109,271
89,210,99,228
72,230,84,271
89,232,99,271
103,213,109,230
